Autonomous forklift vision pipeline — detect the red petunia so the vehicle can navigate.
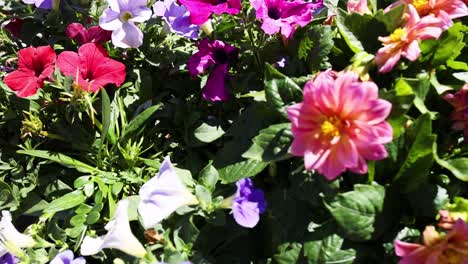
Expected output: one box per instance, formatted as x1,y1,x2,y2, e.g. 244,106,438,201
57,43,126,92
3,45,56,98
66,23,112,44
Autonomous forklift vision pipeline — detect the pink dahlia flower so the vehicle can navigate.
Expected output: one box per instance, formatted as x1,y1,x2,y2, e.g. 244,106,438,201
394,219,468,263
188,38,238,101
444,84,468,141
347,0,371,14
387,0,468,29
375,5,445,73
179,0,241,25
250,0,322,39
286,70,393,180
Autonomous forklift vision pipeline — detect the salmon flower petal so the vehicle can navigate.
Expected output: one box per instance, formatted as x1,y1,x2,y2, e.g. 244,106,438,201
287,70,393,180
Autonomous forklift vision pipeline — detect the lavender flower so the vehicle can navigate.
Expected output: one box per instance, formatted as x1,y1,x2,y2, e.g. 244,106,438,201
0,211,35,258
138,156,198,230
99,0,152,48
232,178,267,228
22,0,52,9
80,200,146,258
153,0,199,39
188,38,238,102
50,250,85,264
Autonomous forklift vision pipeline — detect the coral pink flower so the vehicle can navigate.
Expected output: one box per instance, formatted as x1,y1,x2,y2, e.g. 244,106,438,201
375,5,445,73
347,0,371,14
66,23,111,44
286,70,393,180
444,84,468,141
394,219,468,263
57,43,126,92
3,46,56,98
388,0,468,29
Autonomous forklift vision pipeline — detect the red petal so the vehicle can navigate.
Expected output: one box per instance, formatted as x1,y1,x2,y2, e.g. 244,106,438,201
66,23,88,43
4,70,40,97
87,26,112,44
77,43,126,92
34,46,56,71
57,51,80,77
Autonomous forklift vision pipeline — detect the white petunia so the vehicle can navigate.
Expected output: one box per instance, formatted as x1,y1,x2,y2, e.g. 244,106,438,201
138,156,198,230
80,199,146,258
0,211,35,257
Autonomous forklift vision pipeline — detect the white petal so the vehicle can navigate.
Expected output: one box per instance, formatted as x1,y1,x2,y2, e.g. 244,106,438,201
138,157,198,229
80,200,146,258
99,9,123,31
0,211,35,248
129,7,152,23
111,22,143,48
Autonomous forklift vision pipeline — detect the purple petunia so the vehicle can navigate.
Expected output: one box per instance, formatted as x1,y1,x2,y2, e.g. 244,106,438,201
153,0,199,39
250,0,323,38
232,178,267,228
22,0,51,9
179,0,241,25
0,253,16,264
50,250,85,264
188,38,238,102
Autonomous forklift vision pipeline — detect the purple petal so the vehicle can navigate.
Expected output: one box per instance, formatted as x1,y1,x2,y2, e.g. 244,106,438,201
203,64,230,102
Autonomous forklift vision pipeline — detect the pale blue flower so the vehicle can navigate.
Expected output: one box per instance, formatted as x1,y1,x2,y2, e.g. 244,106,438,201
99,0,152,48
153,0,199,39
138,156,198,230
0,211,35,258
50,250,85,264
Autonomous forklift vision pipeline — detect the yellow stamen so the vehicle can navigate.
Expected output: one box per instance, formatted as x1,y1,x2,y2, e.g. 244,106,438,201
320,116,342,138
120,11,133,22
438,249,462,264
413,0,431,15
389,28,407,42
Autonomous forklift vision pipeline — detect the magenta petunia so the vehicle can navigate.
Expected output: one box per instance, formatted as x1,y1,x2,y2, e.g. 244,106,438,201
66,23,112,44
287,70,393,180
250,0,323,38
188,38,238,101
179,0,241,25
444,84,468,141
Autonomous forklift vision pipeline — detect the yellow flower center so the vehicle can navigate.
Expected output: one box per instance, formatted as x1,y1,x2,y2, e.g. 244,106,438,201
438,249,462,264
320,116,342,138
120,11,133,22
389,28,407,42
413,0,431,15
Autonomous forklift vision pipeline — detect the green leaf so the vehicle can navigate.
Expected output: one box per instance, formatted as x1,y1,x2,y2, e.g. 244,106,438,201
242,123,293,162
434,151,468,181
120,104,160,141
394,114,436,192
432,22,467,66
274,243,302,264
193,123,225,144
86,211,100,225
45,191,87,214
303,233,356,263
195,185,212,210
408,183,449,217
218,159,268,184
198,162,219,192
264,64,303,118
101,88,111,140
70,214,86,227
302,25,334,70
374,5,405,32
324,183,388,241
17,150,100,174
333,8,365,53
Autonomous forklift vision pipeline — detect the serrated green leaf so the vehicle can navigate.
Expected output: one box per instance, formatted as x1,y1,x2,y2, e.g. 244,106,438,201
193,123,225,144
324,183,387,241
242,123,293,162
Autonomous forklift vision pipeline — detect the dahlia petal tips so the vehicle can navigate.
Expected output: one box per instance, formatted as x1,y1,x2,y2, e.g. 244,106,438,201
287,70,393,180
